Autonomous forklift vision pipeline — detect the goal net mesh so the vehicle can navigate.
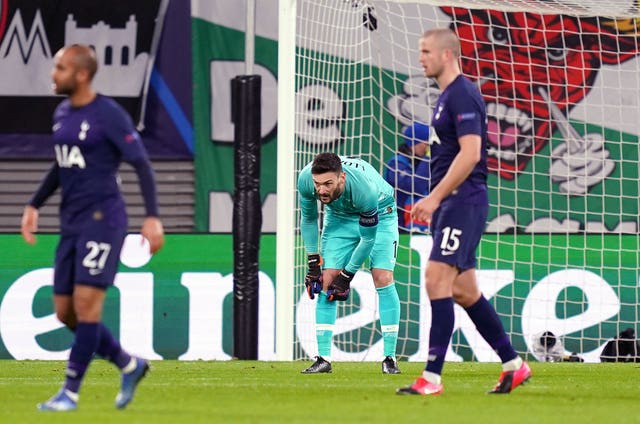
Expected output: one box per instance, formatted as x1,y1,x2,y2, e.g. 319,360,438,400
290,0,640,363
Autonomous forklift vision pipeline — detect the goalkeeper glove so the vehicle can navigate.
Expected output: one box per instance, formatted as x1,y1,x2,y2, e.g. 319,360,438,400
305,254,323,300
327,270,354,301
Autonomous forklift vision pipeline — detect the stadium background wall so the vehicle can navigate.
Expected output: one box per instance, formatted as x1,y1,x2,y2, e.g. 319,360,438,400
1,1,639,363
0,234,638,361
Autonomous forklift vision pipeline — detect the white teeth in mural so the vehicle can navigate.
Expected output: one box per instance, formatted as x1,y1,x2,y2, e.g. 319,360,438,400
0,10,148,97
487,136,533,161
486,102,533,134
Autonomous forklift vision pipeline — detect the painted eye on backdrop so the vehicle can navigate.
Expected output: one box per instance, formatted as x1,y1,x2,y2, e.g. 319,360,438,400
547,47,567,62
488,26,510,45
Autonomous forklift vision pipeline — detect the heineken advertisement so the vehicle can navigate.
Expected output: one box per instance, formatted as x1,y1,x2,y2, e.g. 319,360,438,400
1,234,637,362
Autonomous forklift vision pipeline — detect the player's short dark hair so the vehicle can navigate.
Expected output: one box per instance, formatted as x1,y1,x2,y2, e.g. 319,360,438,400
311,152,342,174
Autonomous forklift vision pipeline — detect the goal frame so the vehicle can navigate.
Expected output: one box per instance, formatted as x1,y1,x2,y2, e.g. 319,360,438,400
276,0,640,362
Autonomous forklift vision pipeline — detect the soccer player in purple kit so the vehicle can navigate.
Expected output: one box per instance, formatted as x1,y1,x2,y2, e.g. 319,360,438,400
396,28,531,396
20,44,165,411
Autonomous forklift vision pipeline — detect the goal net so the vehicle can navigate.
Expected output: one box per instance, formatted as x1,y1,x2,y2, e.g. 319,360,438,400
276,0,640,363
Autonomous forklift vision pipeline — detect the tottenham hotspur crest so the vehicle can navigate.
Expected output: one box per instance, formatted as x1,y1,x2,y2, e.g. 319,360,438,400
79,120,90,141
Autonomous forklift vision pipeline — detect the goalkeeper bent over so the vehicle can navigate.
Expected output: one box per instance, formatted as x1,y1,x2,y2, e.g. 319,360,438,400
298,152,401,375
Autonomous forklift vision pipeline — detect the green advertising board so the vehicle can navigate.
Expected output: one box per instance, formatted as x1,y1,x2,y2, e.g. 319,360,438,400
0,234,274,360
1,234,637,362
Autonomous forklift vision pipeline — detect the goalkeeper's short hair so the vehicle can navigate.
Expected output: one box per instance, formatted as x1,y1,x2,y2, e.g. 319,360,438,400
312,152,342,175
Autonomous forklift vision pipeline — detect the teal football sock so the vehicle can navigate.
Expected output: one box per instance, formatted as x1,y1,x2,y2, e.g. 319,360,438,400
315,291,337,359
377,283,400,358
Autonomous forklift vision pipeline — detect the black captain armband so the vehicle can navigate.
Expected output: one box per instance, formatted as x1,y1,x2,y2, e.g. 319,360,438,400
359,211,378,227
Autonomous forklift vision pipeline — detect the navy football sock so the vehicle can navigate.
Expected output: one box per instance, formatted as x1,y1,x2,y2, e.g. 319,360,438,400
465,295,518,363
425,298,454,376
64,322,100,393
96,323,132,369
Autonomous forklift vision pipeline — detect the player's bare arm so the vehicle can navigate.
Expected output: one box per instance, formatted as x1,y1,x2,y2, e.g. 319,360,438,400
20,205,39,244
141,216,165,254
411,134,481,223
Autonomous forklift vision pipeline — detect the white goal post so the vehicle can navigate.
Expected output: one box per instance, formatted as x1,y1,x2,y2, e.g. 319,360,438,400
276,0,640,362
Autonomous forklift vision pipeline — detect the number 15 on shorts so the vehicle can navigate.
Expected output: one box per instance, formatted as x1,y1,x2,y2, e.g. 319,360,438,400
440,226,461,256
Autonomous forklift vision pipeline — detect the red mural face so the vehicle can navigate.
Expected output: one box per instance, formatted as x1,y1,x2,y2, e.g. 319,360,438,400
442,7,640,179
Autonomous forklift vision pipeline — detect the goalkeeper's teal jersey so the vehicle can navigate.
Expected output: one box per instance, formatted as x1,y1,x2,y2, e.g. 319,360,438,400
297,156,396,273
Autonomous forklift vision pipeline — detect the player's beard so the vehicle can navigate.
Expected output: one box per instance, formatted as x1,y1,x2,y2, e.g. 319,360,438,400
422,58,445,80
423,65,439,79
53,80,76,96
319,194,332,204
319,185,344,204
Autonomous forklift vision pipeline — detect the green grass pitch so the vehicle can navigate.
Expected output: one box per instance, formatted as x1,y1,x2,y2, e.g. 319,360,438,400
1,360,639,423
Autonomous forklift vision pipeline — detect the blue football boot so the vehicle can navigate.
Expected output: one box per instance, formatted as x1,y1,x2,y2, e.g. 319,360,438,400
37,389,78,411
115,357,150,409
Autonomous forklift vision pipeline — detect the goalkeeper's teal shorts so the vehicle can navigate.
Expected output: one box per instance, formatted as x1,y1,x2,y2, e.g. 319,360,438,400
320,206,398,271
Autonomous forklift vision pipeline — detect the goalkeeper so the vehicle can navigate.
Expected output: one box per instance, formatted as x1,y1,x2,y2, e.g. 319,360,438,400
298,152,401,374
